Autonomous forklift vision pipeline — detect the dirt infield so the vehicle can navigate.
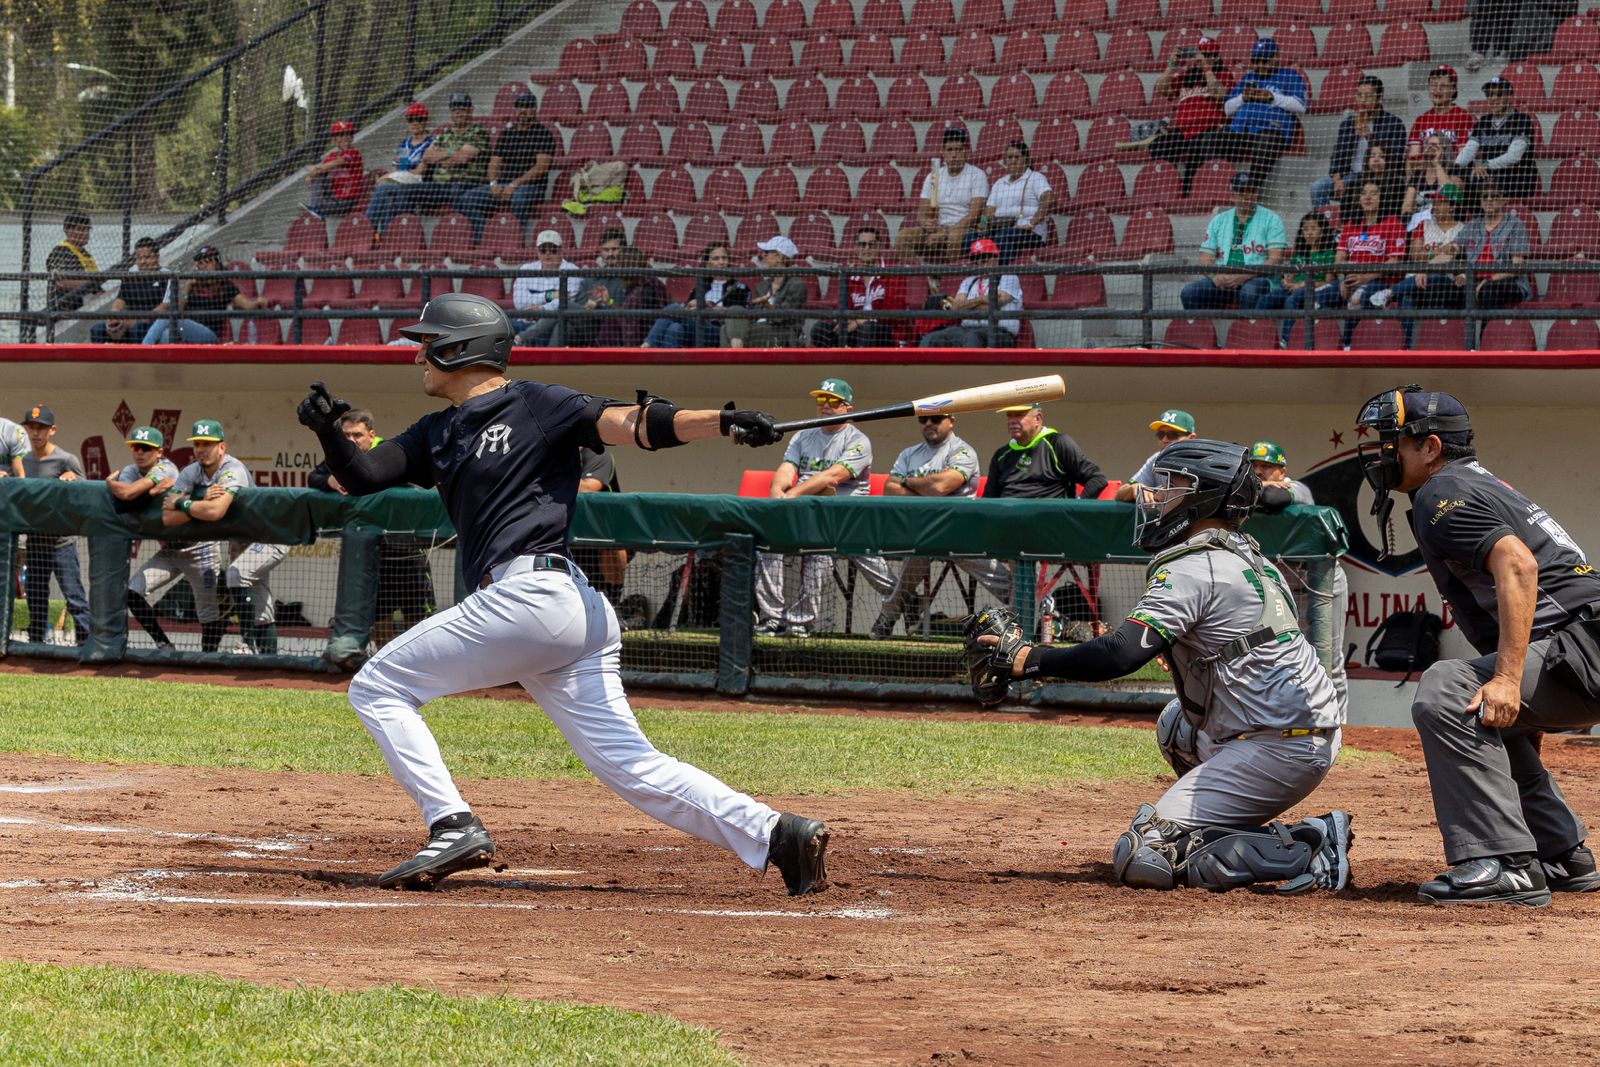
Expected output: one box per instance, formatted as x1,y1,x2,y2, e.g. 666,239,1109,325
4,663,1600,1065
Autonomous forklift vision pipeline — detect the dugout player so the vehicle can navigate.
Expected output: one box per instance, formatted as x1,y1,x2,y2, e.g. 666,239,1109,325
294,292,829,896
1114,409,1198,502
755,377,894,639
972,439,1352,895
0,415,27,477
309,409,436,644
869,412,1009,639
20,405,90,645
576,444,630,609
1357,385,1600,907
122,426,221,651
161,419,287,655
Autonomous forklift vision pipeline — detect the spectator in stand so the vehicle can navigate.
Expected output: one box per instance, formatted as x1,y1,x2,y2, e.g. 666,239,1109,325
809,227,907,348
1455,77,1537,204
596,246,666,347
1340,141,1407,224
1312,76,1407,212
1187,37,1307,187
511,229,583,347
1293,179,1406,350
366,92,488,235
1113,409,1199,502
973,141,1053,265
19,404,90,646
454,91,558,242
1180,172,1287,311
895,127,989,263
1268,213,1338,348
1467,0,1518,71
1407,65,1474,178
919,239,1022,349
305,119,364,219
376,103,435,185
1402,132,1462,228
45,213,102,327
566,228,628,348
722,236,808,349
1130,34,1230,190
642,243,749,349
1385,183,1466,350
1455,179,1531,342
142,246,269,345
91,237,173,344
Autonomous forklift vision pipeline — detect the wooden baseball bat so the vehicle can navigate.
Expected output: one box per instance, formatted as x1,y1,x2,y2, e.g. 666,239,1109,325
770,374,1066,434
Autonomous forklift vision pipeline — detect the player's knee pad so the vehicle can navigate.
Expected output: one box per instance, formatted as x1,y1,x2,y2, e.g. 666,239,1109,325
1182,822,1316,892
1155,699,1202,777
1111,802,1187,890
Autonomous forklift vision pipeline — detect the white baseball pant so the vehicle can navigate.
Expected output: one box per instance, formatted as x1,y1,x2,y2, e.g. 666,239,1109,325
756,551,895,628
130,542,226,623
877,557,1012,624
346,555,780,869
227,542,288,622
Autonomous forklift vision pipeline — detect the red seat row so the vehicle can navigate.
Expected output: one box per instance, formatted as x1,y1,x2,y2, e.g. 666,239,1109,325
1164,314,1600,352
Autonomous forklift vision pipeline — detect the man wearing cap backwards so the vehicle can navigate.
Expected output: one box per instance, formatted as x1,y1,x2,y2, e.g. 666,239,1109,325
366,92,489,235
1179,172,1287,312
722,236,808,349
1115,409,1199,503
1357,385,1600,907
18,405,89,645
292,292,832,896
896,126,989,263
109,427,196,651
455,90,557,242
1406,65,1474,177
305,118,364,219
161,419,287,655
918,239,1023,348
870,411,1009,639
756,378,894,638
1187,37,1306,187
511,229,583,347
1454,77,1537,203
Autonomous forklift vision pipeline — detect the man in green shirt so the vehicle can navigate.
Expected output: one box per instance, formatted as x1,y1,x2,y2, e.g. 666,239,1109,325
1180,173,1287,312
365,92,489,235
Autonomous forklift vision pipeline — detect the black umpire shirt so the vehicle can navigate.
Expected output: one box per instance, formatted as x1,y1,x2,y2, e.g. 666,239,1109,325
1409,456,1600,655
982,427,1107,500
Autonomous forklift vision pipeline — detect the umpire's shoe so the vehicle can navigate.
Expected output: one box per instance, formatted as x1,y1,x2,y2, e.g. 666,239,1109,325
1541,843,1600,893
378,812,495,890
1418,854,1551,908
767,813,829,896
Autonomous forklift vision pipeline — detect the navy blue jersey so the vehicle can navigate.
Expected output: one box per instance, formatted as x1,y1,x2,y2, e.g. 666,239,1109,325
389,380,594,584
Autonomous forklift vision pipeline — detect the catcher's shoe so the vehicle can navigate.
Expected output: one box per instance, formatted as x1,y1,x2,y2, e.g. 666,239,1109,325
1278,810,1354,894
766,813,829,896
1541,843,1600,893
378,812,495,890
1418,855,1551,908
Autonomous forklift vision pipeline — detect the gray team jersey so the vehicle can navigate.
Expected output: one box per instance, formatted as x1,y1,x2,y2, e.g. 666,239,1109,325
22,447,84,480
1129,530,1342,739
173,454,251,497
1130,449,1161,486
0,419,29,462
1282,477,1314,505
115,458,181,484
782,424,874,496
890,432,981,496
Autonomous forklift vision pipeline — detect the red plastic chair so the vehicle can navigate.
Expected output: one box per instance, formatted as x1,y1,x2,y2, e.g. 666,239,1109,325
427,211,476,262
1031,115,1081,164
1374,21,1430,66
975,116,1023,164
1060,208,1117,261
950,29,998,72
1544,157,1600,209
1121,209,1175,258
378,213,427,264
1041,72,1091,118
700,36,747,75
1274,0,1324,21
702,169,748,214
799,35,846,77
1545,16,1600,63
1188,160,1239,208
1544,205,1600,257
819,119,869,163
1272,24,1318,69
732,77,780,118
909,0,957,30
1000,29,1049,73
551,39,602,80
653,37,699,78
1544,111,1600,159
565,121,615,161
1283,320,1343,351
812,0,858,32
1129,162,1182,210
769,120,818,162
1080,116,1130,161
718,121,766,161
870,119,921,161
1550,63,1600,114
539,81,584,123
681,213,732,253
459,274,509,306
752,165,802,211
1223,319,1281,350
850,32,897,74
737,469,776,496
805,164,852,211
901,32,948,72
1348,318,1405,351
1103,27,1158,72
528,211,577,250
1046,272,1106,309
335,316,387,345
834,77,882,118
789,212,839,259
857,165,908,208
749,34,797,76
668,120,715,164
991,74,1040,117
1319,22,1375,68
1494,63,1549,109
884,75,934,118
1165,0,1215,24
1478,319,1537,351
1312,65,1365,115
1545,317,1600,349
477,211,527,264
730,212,781,257
936,74,984,116
648,166,698,213
329,214,376,262
1544,270,1600,307
631,213,682,261
599,37,648,79
683,80,731,123
1011,0,1057,26
764,0,808,33
620,0,663,37
618,121,665,162
1163,318,1219,349
715,0,759,36
1052,28,1101,71
786,77,830,119
1094,71,1149,119
352,275,410,312
1071,163,1127,210
1412,317,1469,350
256,213,328,269
633,79,681,120
859,0,906,30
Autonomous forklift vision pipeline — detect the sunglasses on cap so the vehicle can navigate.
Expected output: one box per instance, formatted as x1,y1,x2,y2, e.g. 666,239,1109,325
917,415,948,424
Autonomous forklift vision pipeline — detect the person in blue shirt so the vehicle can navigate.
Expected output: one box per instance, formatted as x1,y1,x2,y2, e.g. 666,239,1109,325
1185,37,1308,188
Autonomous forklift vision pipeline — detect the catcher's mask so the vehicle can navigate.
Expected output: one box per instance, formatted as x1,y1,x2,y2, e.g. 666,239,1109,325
398,292,513,372
1134,439,1258,552
1354,384,1474,513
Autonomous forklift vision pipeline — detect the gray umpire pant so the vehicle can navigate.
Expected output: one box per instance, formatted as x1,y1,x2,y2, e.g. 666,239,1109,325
756,551,894,629
227,542,289,622
1411,636,1600,865
876,557,1012,626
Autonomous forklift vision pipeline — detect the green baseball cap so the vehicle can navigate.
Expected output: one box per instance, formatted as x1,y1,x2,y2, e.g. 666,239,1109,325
1150,409,1196,434
127,426,165,447
187,418,225,442
1250,440,1287,467
809,377,853,403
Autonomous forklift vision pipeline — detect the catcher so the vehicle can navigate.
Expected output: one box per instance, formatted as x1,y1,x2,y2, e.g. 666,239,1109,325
965,439,1353,894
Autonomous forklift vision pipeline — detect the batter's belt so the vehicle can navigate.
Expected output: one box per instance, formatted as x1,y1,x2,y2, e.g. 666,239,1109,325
479,553,582,589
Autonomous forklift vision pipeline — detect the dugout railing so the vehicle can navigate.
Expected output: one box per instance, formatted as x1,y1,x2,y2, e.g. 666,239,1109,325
14,260,1600,350
0,480,1346,710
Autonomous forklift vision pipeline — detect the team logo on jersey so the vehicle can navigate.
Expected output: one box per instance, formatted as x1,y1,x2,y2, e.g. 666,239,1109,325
476,424,513,458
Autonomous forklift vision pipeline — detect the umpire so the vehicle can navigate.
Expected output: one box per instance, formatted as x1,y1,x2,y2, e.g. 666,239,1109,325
1357,385,1600,907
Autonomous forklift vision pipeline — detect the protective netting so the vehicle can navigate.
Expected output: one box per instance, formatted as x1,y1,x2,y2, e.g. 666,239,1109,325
9,535,91,648
11,1,1599,348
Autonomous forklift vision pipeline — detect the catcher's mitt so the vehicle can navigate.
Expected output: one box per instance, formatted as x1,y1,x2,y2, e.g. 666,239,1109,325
962,607,1028,708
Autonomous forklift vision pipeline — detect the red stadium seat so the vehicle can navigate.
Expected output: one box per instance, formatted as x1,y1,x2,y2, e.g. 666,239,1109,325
1109,0,1158,25
1374,21,1430,66
1164,318,1219,349
1165,0,1215,26
1494,64,1549,109
937,73,984,116
630,212,681,261
1544,15,1600,62
669,120,715,163
1046,272,1107,309
789,212,838,259
335,316,387,345
256,212,328,269
565,121,614,160
539,81,583,122
1081,115,1130,161
812,0,858,32
785,77,830,118
1031,116,1081,163
1319,23,1374,68
884,75,934,118
834,76,882,117
599,37,648,79
769,120,818,162
1283,320,1343,351
478,211,527,264
1349,319,1405,352
1273,24,1318,68
718,120,766,160
764,0,808,32
282,312,331,347
749,34,796,75
819,119,869,163
653,37,699,77
1011,0,1058,28
552,39,602,80
702,166,750,208
730,212,781,256
1544,205,1600,257
1219,0,1269,20
976,116,1024,163
1478,319,1537,351
901,32,948,71
427,211,476,262
380,212,427,265
851,32,898,74
1274,0,1324,21
1545,317,1600,349
1102,27,1158,72
491,80,531,124
1040,72,1091,117
620,0,663,37
1544,157,1600,209
871,119,922,160
1071,163,1126,209
804,165,852,211
1329,0,1380,20
752,165,802,211
1412,317,1468,351
1379,0,1432,18
1214,25,1258,67
799,35,845,76
1313,66,1365,115
1129,162,1183,209
458,274,509,307
684,80,731,123
859,0,907,30
1061,208,1117,261
1544,270,1600,307
991,74,1040,117
715,0,758,35
329,214,376,262
648,166,698,212
1095,71,1150,119
1544,110,1600,159
857,164,909,210
633,79,680,120
1550,63,1600,113
1121,209,1176,257
733,77,780,118
909,0,957,30
1000,29,1049,73
619,121,666,162
667,0,712,38
529,211,576,250
1052,28,1101,71
700,35,746,75
950,28,999,72
348,274,408,313
1188,160,1239,207
1223,319,1281,350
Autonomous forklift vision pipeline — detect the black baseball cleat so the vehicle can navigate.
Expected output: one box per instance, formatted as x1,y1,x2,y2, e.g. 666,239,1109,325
1541,843,1600,893
766,813,829,896
1418,855,1551,907
377,812,495,890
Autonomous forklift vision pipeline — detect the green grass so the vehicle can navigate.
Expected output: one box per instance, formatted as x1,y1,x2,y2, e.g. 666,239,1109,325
9,598,76,634
0,962,740,1066
0,675,1171,794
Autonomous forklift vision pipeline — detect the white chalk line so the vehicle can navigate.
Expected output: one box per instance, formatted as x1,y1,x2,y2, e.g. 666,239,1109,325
0,813,326,857
0,781,122,794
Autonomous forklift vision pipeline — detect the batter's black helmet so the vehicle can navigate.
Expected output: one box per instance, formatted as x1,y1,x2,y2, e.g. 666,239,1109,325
1134,439,1259,552
398,292,512,372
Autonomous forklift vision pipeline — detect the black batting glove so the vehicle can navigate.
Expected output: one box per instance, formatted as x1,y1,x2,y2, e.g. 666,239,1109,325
297,380,351,433
720,402,781,447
